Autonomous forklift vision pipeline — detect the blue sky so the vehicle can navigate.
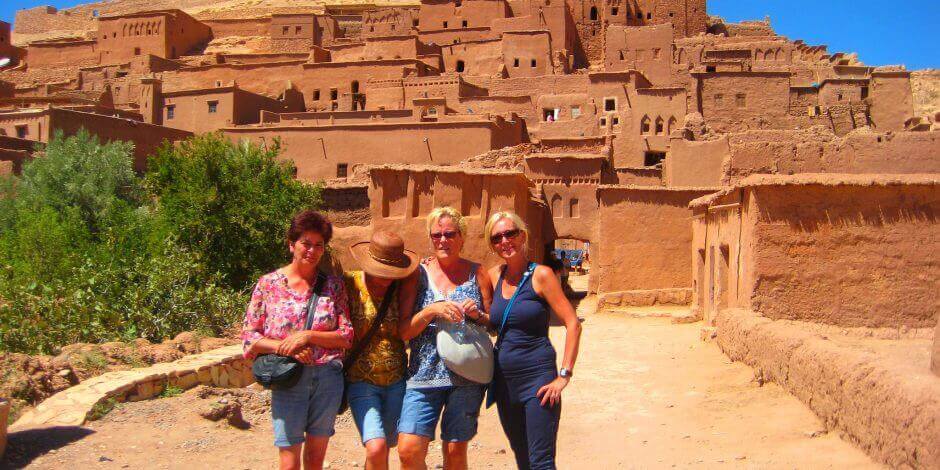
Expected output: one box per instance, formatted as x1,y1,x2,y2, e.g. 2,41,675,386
2,0,938,69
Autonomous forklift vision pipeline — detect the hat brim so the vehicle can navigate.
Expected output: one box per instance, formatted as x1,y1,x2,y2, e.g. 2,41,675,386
349,241,420,280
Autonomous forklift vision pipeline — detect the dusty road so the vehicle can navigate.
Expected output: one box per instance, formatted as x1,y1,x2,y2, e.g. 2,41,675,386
7,298,879,469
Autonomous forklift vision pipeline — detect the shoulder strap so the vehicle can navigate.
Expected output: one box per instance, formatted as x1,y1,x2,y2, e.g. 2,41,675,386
496,263,536,345
303,273,328,330
344,279,399,372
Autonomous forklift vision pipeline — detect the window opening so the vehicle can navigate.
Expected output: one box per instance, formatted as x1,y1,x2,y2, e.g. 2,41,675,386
604,98,616,112
337,163,348,178
330,88,338,100
462,20,468,27
531,59,537,67
207,101,218,113
589,6,598,21
456,60,465,72
644,151,666,166
313,89,321,100
15,125,28,139
166,105,175,119
611,7,618,15
513,58,520,67
735,93,746,108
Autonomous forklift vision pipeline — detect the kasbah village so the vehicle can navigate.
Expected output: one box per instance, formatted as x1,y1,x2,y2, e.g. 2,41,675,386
0,0,937,468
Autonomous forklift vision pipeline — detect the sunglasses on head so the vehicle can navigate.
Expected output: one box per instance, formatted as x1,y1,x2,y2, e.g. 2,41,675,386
430,230,460,241
490,228,521,244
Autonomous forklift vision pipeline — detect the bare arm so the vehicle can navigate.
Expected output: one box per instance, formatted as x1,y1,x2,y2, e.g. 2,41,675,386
465,263,494,326
533,265,581,372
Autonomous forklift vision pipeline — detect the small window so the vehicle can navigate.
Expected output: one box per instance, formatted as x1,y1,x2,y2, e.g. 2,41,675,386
443,21,448,28
391,24,396,30
116,71,128,78
207,101,218,113
351,81,360,94
282,26,289,34
313,89,321,100
669,12,674,17
714,93,723,106
636,11,642,19
295,26,302,34
611,7,618,15
837,92,844,101
644,151,666,166
513,58,520,67
604,98,616,112
600,117,607,126
462,20,468,27
706,65,716,73
571,106,581,118
531,59,537,67
735,93,746,108
15,125,28,139
589,6,598,21
646,12,652,19
861,86,869,100
655,117,664,134
330,88,338,100
612,117,619,125
413,19,419,27
370,26,375,32
427,107,438,116
337,163,348,178
456,60,465,72
641,116,651,134
134,47,141,56
166,105,175,119
653,48,661,59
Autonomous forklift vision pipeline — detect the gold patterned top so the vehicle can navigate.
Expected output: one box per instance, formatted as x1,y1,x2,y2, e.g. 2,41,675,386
344,271,407,386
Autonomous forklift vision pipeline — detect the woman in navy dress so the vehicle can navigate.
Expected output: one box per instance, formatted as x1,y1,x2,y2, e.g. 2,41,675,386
483,211,582,470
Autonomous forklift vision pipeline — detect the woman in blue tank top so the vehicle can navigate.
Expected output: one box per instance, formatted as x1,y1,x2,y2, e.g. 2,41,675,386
484,211,582,470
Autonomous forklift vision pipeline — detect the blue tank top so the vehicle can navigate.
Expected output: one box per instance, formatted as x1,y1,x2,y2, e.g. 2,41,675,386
489,266,557,376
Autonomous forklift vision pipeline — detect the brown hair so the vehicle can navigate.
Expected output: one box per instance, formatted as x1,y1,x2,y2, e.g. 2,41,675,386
287,210,333,244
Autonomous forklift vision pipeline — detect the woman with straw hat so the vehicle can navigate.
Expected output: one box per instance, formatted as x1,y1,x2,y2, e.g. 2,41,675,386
344,230,420,470
397,206,494,470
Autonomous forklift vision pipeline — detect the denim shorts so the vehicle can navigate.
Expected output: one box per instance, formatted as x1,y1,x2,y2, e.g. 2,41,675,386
270,363,344,447
397,385,485,442
348,378,406,446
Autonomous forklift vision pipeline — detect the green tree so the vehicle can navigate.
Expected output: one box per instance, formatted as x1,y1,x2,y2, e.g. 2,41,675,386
146,134,322,290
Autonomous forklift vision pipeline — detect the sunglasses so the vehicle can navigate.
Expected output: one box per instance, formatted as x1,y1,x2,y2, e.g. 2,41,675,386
430,230,460,241
490,228,521,244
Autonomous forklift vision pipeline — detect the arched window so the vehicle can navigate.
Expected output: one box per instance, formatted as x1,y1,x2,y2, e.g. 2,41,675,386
551,195,563,218
640,115,651,135
775,48,782,61
590,6,598,21
754,49,762,61
455,60,465,72
655,116,664,135
667,116,678,134
677,48,686,64
569,198,580,218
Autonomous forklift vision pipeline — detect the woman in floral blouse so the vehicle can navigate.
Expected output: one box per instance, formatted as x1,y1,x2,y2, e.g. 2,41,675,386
242,210,354,470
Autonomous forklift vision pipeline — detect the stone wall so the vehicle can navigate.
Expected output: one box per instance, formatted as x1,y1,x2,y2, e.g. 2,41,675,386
10,345,251,430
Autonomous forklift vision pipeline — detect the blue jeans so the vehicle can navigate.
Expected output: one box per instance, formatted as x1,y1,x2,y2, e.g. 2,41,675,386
270,363,344,448
397,385,484,442
493,368,560,470
348,378,406,446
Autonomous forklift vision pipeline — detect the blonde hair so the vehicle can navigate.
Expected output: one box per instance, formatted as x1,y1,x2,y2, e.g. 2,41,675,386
485,211,528,249
426,206,467,236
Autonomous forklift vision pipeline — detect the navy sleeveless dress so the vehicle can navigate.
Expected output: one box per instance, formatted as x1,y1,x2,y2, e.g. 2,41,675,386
489,266,561,470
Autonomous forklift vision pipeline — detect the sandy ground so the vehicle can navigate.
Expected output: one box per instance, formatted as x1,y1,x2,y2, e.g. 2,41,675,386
4,294,880,469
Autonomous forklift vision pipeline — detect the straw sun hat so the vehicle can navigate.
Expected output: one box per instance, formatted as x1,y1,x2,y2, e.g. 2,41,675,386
349,231,419,279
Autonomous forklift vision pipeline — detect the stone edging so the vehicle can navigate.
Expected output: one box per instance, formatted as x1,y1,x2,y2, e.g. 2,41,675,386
715,308,940,469
10,344,251,431
598,288,693,309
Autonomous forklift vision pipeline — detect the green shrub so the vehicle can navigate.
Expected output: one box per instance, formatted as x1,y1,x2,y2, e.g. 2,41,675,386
146,134,322,289
0,131,319,354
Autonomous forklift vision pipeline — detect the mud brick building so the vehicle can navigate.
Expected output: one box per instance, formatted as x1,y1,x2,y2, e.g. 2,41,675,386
2,1,939,465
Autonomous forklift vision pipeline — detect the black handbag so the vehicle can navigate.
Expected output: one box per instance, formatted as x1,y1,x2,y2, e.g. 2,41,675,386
338,280,398,413
252,273,326,390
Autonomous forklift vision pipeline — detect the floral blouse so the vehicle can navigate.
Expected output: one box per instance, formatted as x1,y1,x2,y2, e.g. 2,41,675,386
241,270,354,366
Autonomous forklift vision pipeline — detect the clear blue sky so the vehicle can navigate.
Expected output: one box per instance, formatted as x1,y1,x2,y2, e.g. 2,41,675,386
2,0,938,69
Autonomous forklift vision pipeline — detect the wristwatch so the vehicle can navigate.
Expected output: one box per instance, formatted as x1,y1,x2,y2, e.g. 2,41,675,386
559,367,573,378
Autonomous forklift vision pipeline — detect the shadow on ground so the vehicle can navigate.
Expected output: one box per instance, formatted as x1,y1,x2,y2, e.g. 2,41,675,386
2,426,96,468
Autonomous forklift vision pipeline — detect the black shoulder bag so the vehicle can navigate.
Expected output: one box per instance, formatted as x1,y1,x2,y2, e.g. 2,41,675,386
252,273,327,390
338,280,398,413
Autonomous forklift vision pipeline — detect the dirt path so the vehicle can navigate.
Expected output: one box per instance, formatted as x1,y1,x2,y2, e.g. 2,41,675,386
6,298,879,469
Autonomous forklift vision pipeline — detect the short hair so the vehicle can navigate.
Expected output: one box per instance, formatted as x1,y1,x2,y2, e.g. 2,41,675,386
287,210,333,244
426,206,467,236
484,211,529,247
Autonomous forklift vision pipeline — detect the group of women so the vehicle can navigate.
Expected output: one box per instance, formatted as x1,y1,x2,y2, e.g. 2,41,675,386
242,207,582,470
